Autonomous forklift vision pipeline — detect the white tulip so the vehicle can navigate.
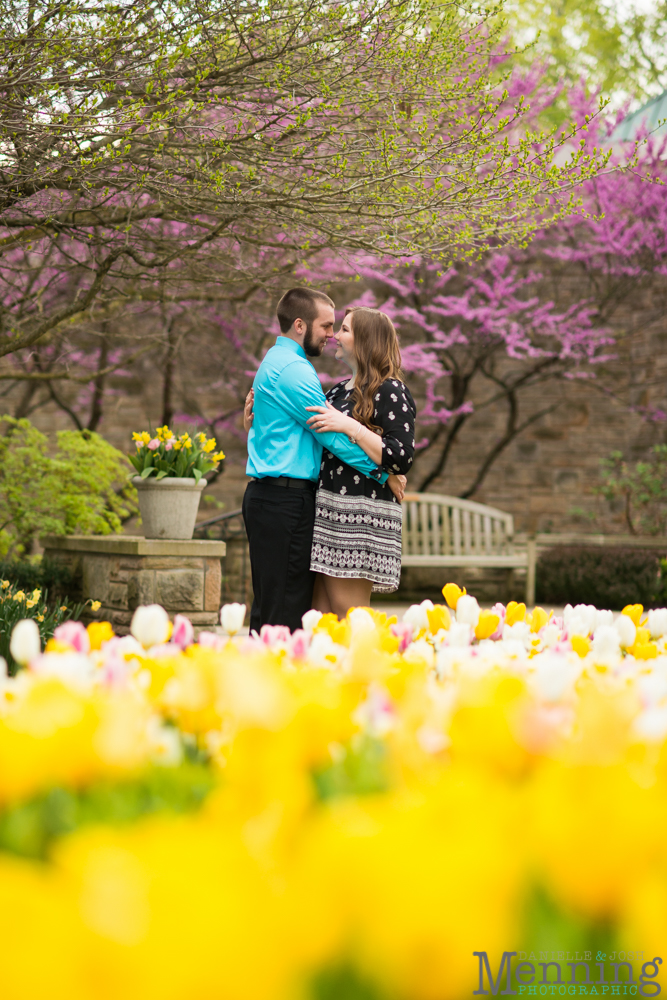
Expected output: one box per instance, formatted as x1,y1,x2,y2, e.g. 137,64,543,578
634,706,667,742
564,604,597,636
638,671,667,706
455,594,480,627
445,622,473,647
541,623,561,648
402,600,433,632
592,625,621,657
348,607,375,634
10,619,41,665
594,609,614,630
648,608,667,639
302,609,323,633
403,638,436,666
502,621,532,649
220,602,246,636
131,604,170,647
614,613,637,648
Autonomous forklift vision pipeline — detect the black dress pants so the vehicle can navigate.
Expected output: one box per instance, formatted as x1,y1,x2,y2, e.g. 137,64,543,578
242,478,316,634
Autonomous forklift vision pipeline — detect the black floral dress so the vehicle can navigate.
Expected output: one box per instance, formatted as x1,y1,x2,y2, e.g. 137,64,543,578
310,378,417,593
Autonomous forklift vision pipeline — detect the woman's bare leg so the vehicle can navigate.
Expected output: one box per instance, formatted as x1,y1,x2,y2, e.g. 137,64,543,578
312,573,332,614
322,575,373,620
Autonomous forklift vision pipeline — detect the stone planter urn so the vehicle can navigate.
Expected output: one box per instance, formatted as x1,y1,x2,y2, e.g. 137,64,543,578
132,476,206,540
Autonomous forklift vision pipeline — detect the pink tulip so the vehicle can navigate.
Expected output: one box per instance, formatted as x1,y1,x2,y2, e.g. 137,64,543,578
259,624,291,647
390,621,413,652
172,614,194,649
288,629,310,659
54,620,90,654
198,631,225,651
147,438,159,450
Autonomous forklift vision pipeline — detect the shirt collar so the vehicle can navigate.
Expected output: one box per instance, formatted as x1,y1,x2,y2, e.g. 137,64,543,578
276,335,306,360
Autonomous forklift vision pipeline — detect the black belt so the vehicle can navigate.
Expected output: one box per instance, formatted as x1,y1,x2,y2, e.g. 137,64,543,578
251,476,315,489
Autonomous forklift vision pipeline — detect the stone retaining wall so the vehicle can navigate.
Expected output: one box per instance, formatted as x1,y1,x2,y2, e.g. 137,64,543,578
42,535,226,633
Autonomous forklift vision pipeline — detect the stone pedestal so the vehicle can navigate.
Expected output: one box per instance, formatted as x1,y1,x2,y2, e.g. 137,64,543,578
41,535,226,633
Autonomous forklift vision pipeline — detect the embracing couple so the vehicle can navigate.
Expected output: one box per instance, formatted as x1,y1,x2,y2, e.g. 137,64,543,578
242,287,416,633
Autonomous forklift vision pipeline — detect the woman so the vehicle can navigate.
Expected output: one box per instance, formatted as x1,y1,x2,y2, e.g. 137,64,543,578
305,306,416,619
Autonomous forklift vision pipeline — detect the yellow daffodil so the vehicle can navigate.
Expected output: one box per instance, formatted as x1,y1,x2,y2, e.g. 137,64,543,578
203,438,217,453
12,591,25,602
32,589,41,602
132,431,151,445
25,600,36,609
622,604,643,627
196,432,207,444
60,605,67,612
442,582,466,609
0,580,9,589
505,601,526,626
90,600,102,612
36,614,44,622
173,440,183,450
156,425,173,442
212,451,225,462
475,610,500,640
180,433,193,450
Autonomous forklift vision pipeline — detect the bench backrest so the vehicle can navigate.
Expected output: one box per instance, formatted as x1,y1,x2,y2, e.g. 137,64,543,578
401,492,515,558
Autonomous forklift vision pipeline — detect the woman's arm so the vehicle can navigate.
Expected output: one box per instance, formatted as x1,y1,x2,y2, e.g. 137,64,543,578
306,401,383,465
375,381,416,475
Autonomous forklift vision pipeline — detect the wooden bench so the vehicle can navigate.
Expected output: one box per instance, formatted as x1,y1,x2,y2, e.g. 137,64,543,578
401,492,536,605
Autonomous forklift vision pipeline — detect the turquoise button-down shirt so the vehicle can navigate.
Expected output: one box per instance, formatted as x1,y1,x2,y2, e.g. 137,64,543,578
246,337,387,483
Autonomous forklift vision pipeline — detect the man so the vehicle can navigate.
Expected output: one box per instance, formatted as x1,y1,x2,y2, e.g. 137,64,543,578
243,287,403,633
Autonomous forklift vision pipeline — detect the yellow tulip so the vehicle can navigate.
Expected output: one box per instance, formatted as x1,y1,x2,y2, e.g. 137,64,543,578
527,606,550,633
571,635,591,658
427,605,451,633
475,611,500,640
442,583,466,609
622,604,643,626
87,621,114,651
505,601,526,626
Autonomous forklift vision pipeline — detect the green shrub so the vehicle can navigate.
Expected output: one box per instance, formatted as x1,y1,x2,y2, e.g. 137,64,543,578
536,546,667,609
596,446,667,535
0,557,76,598
0,417,137,557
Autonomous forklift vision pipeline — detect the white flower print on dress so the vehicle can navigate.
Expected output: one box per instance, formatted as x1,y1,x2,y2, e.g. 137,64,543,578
337,466,343,475
388,411,395,420
354,475,360,484
340,486,347,495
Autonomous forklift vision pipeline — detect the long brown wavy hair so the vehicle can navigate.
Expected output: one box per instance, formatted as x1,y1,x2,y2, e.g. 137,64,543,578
345,307,404,431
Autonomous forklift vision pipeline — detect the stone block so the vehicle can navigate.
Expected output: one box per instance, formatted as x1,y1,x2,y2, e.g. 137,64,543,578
81,555,112,604
139,557,204,571
204,559,222,612
156,570,203,611
127,571,156,610
107,582,130,609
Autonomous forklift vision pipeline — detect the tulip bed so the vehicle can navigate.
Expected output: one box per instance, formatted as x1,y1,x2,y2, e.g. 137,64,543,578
1,587,666,1000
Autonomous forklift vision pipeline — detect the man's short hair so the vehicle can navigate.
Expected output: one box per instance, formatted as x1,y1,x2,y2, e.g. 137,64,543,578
276,287,334,333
